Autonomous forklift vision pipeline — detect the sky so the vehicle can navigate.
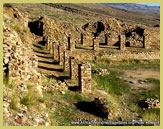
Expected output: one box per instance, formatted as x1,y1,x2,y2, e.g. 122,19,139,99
138,3,160,6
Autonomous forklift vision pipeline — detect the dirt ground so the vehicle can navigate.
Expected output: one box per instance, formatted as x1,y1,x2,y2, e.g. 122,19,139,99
111,67,160,90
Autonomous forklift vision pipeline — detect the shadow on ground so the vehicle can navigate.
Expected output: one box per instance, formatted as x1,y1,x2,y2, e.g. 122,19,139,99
75,101,108,118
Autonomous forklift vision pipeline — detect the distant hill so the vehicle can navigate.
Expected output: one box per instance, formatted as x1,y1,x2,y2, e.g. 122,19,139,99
10,3,160,26
100,3,160,14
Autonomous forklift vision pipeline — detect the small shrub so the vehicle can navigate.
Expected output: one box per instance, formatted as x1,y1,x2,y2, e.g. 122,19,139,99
20,95,36,106
10,98,19,110
12,24,21,33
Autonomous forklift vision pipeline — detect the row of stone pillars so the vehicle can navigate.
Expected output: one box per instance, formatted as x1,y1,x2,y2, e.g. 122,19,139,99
45,37,92,93
81,33,150,50
118,34,150,50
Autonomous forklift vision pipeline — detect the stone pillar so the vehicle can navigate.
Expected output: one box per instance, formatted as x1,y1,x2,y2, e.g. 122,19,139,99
63,50,69,72
58,43,66,65
53,42,59,62
143,34,151,49
78,62,91,93
93,37,99,51
68,35,75,51
119,35,126,50
50,41,54,55
105,34,108,45
69,56,78,81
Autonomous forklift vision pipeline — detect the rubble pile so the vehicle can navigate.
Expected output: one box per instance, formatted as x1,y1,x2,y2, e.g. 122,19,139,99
42,81,68,91
93,68,110,76
138,98,160,109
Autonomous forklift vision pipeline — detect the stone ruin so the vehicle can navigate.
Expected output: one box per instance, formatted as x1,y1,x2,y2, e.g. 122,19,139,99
119,34,126,50
78,62,92,93
69,56,79,81
143,33,151,49
3,24,41,85
42,22,153,93
93,37,99,51
26,17,154,94
67,34,75,51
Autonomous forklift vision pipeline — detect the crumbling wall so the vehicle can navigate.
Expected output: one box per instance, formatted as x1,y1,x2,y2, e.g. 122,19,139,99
3,8,41,85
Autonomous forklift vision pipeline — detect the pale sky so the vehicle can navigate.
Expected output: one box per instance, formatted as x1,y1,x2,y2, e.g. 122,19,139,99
138,3,160,6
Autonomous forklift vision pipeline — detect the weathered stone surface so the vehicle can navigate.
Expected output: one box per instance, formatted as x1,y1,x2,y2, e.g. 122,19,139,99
119,35,126,50
143,33,151,49
93,38,99,51
70,56,78,81
67,34,75,51
63,50,70,72
138,98,160,109
53,42,59,62
78,62,91,93
42,81,68,91
58,42,66,65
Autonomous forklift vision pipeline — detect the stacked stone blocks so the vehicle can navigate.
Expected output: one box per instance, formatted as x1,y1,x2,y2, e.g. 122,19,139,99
78,62,92,93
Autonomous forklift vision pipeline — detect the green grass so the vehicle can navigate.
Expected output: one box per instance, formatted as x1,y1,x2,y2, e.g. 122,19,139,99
10,98,19,110
4,80,16,89
92,70,129,95
141,109,160,122
51,105,77,126
20,94,37,106
95,58,160,70
91,60,160,122
41,89,93,125
41,75,57,85
112,59,160,70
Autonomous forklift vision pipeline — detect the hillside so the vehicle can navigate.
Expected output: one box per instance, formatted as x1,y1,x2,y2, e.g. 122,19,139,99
3,3,160,126
100,3,160,14
10,3,160,26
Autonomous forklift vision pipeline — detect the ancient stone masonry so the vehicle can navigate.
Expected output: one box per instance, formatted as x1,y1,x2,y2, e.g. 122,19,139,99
69,56,79,81
3,21,41,85
53,42,59,62
67,34,75,51
49,40,54,55
143,33,151,49
58,42,66,65
80,32,94,47
63,50,70,72
119,35,126,50
78,62,91,93
93,37,99,51
45,37,50,50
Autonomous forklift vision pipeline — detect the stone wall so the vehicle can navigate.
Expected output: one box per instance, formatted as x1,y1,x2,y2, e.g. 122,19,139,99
78,62,91,93
93,38,99,51
80,32,94,47
58,42,66,65
3,16,41,85
143,33,151,49
69,56,79,81
119,35,126,50
63,50,70,72
67,35,75,51
53,42,59,62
